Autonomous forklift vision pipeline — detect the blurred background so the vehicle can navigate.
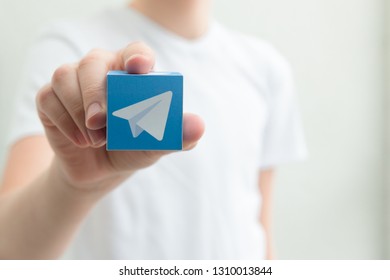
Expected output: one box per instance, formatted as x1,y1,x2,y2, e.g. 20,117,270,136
0,0,387,259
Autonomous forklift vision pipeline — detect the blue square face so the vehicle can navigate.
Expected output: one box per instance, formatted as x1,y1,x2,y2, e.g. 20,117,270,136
106,71,183,150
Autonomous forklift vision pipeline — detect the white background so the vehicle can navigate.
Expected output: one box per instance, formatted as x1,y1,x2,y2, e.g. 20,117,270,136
0,0,387,259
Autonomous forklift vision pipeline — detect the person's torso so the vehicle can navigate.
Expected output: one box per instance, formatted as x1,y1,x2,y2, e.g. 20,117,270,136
61,8,270,259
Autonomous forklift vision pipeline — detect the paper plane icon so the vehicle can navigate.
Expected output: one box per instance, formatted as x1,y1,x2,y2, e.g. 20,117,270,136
112,91,173,141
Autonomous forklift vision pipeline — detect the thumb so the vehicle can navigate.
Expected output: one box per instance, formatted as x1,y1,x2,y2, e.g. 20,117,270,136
119,41,155,74
182,113,205,150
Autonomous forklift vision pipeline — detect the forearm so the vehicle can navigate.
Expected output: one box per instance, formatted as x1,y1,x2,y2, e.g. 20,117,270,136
260,196,274,260
0,161,105,259
259,169,275,260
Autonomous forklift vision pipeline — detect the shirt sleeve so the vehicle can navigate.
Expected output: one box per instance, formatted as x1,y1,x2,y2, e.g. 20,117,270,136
259,48,308,169
6,24,83,148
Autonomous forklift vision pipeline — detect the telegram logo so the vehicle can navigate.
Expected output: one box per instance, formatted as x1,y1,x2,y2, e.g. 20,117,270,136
106,71,183,151
112,91,172,141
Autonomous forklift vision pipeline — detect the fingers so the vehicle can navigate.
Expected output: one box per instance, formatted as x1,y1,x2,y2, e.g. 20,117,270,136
36,85,88,147
77,49,116,132
51,63,91,145
78,42,155,133
39,42,159,151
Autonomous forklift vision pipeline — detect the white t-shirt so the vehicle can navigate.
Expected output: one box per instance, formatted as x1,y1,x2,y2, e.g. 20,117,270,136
8,7,307,259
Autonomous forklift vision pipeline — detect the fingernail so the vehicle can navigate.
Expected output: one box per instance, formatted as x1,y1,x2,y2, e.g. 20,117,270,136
126,54,136,62
124,55,136,69
88,129,106,147
86,102,102,122
126,54,144,63
125,54,151,74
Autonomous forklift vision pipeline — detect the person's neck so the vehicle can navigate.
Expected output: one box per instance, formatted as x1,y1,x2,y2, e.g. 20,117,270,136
130,0,211,40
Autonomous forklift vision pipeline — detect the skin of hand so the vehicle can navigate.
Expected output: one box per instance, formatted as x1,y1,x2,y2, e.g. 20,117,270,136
36,41,205,194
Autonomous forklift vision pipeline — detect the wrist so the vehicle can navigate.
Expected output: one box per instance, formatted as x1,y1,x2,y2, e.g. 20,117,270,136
49,157,132,201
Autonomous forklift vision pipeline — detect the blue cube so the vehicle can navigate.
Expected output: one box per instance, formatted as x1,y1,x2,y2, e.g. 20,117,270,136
106,71,183,150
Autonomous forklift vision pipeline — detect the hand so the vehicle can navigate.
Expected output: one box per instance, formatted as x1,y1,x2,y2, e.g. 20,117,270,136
36,42,204,192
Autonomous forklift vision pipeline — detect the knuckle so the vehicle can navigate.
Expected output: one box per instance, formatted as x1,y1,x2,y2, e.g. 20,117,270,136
78,56,95,70
52,64,75,86
88,48,106,56
37,109,53,126
36,85,54,109
79,48,106,68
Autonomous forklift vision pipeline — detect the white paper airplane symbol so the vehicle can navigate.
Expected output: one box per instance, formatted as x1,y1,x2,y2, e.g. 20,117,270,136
112,91,173,141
